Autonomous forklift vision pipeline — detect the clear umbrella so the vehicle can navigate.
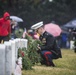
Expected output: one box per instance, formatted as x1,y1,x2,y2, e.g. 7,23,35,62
10,16,23,22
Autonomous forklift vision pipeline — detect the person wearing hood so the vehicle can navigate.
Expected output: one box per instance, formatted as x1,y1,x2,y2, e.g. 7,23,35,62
0,12,11,43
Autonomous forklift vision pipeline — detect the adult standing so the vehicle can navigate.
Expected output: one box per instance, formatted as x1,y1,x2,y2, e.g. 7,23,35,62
31,21,62,67
72,28,76,53
0,12,11,43
10,19,18,39
61,33,68,48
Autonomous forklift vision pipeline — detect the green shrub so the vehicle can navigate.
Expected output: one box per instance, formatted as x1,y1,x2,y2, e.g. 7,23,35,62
18,48,33,70
15,28,23,38
18,35,42,70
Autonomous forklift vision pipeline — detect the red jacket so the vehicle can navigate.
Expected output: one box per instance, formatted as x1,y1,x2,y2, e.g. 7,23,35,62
0,12,11,36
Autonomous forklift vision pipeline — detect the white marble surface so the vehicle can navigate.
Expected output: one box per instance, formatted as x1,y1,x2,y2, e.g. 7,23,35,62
0,38,28,75
0,44,6,75
4,42,12,75
9,40,16,74
70,41,74,49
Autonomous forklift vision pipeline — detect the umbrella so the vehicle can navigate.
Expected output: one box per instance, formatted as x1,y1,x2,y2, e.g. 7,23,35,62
10,16,23,22
63,19,76,28
60,26,69,34
44,23,62,37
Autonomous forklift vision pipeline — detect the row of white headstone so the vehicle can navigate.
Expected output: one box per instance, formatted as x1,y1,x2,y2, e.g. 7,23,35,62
0,38,28,75
70,41,74,49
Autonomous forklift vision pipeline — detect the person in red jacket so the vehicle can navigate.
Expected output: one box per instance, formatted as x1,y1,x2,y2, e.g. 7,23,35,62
0,12,11,43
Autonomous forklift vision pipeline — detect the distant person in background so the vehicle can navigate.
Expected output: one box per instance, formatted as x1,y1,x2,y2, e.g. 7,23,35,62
28,29,39,39
72,28,76,53
27,29,34,38
72,28,76,40
61,33,68,48
56,35,62,48
10,19,18,39
0,12,11,43
22,28,39,39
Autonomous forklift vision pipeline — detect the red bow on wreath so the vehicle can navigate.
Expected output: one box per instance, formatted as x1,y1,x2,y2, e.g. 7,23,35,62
20,50,25,57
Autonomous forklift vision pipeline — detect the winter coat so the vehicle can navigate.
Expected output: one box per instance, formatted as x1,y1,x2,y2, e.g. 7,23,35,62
39,31,62,58
0,12,11,36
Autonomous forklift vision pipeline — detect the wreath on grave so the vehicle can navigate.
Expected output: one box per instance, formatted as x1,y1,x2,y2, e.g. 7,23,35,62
18,47,33,70
15,28,23,38
18,34,42,70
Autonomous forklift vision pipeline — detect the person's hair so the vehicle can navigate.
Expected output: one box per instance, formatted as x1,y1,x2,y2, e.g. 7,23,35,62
41,25,44,28
10,18,12,21
36,25,44,32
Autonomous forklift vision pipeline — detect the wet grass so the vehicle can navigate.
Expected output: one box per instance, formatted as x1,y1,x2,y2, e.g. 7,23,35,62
22,49,76,75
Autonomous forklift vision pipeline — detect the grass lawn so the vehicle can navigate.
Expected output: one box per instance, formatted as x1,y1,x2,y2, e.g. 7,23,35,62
22,49,76,75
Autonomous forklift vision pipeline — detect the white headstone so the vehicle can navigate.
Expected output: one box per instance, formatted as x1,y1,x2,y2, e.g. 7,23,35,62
0,44,6,75
9,38,28,74
20,39,28,49
14,39,20,60
9,40,16,74
70,41,74,49
4,42,12,75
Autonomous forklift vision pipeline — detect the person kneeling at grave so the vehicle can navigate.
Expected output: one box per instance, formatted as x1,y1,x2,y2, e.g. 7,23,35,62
31,21,62,67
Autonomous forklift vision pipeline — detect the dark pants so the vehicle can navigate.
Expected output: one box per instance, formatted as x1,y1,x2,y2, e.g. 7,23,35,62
0,35,9,43
40,50,55,67
74,40,76,53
